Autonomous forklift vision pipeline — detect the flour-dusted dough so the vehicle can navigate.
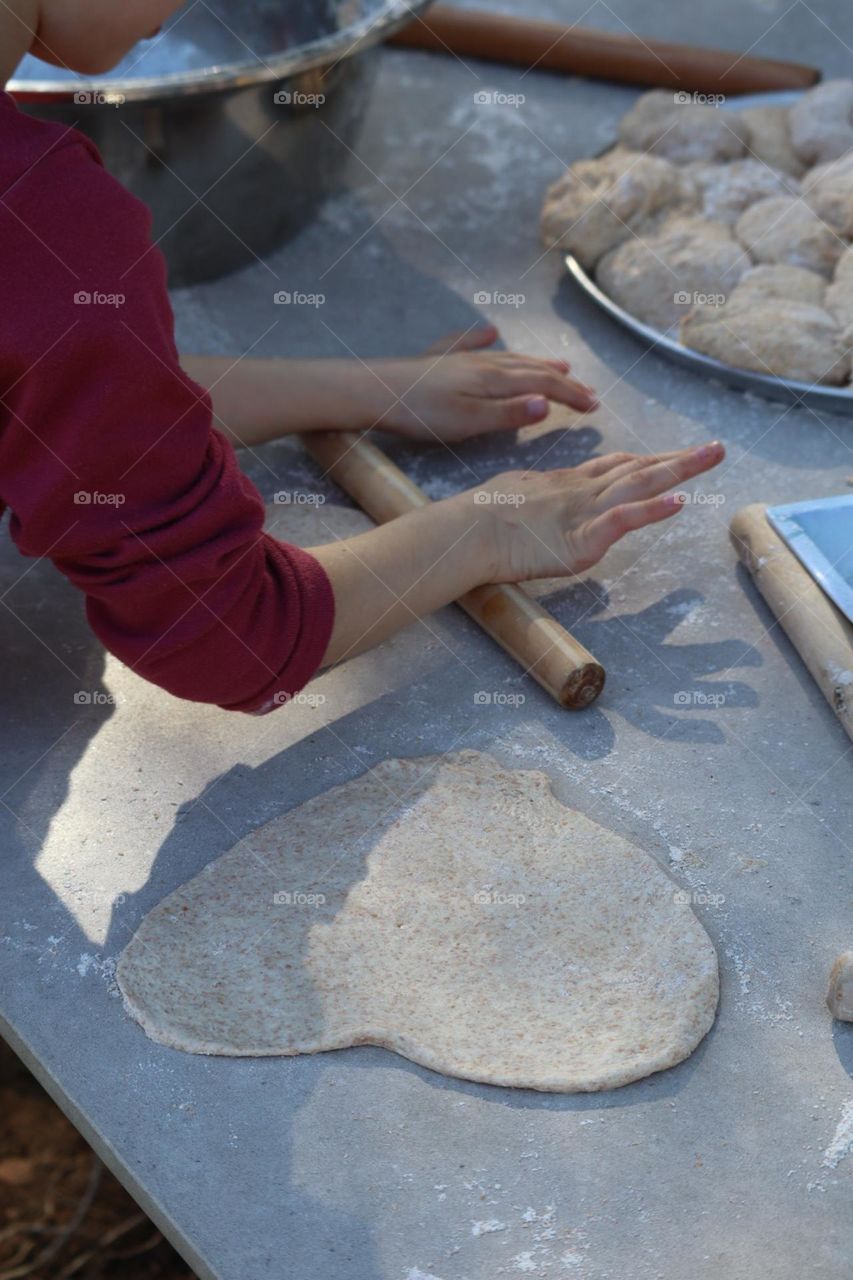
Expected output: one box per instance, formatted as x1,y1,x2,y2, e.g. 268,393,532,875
790,80,853,166
684,158,797,226
680,296,850,384
802,152,853,236
618,89,749,163
539,148,695,269
824,244,853,330
596,216,746,331
730,263,827,307
117,752,719,1093
739,104,805,178
735,196,844,277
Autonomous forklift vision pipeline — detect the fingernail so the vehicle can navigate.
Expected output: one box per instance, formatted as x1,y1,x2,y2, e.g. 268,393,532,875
666,492,687,508
696,440,721,460
527,396,548,419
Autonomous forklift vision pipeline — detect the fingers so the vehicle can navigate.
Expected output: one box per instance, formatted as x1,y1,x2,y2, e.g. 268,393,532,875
422,326,499,356
474,364,598,413
463,394,553,433
576,492,686,566
602,441,725,504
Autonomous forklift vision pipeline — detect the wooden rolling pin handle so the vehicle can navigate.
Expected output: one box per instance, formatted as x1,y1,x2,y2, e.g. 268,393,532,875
303,431,605,710
387,5,819,94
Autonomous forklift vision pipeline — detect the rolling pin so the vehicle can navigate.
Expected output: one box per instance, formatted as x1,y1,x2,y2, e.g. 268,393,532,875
730,504,853,743
386,5,820,94
302,431,605,709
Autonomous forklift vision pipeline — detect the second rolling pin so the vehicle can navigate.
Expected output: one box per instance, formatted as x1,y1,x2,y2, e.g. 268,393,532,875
302,431,605,709
386,5,819,95
730,503,853,743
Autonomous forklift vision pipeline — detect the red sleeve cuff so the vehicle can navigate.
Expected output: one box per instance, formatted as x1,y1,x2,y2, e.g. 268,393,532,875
218,543,335,715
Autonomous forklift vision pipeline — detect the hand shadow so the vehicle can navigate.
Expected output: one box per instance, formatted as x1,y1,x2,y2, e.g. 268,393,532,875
531,578,760,743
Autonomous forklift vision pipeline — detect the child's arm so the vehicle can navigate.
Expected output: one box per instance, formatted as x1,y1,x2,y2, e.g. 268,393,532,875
312,441,724,666
180,326,598,450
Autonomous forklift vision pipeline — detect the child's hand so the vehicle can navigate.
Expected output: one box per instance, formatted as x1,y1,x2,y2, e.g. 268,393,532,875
456,440,726,583
362,326,599,443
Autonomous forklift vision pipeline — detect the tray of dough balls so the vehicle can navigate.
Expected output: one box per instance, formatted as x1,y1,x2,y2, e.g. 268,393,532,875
541,85,853,411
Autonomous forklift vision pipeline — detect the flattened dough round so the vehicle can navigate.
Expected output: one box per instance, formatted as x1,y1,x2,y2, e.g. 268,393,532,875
735,196,844,277
618,89,749,163
117,752,719,1093
596,217,746,331
680,297,849,384
539,148,695,268
790,79,853,165
684,158,796,226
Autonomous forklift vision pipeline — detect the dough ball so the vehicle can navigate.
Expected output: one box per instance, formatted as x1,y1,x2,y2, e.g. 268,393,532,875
730,263,827,307
735,196,844,277
618,89,750,163
790,79,853,165
738,104,805,178
827,952,853,1022
802,152,853,235
539,147,696,269
680,296,849,384
824,244,853,329
684,158,797,226
596,217,747,331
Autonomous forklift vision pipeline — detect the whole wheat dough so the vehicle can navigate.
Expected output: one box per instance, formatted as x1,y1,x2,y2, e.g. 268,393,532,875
539,148,696,269
734,196,844,277
680,296,849,384
730,263,827,307
618,89,750,163
825,244,853,330
738,104,805,178
596,216,746,331
790,79,853,165
802,152,853,236
116,752,719,1093
684,158,797,226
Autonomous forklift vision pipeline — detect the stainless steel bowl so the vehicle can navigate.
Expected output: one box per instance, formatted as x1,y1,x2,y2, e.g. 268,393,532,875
10,0,430,284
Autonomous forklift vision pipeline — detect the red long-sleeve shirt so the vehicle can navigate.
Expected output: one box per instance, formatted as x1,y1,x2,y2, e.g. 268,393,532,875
0,91,334,712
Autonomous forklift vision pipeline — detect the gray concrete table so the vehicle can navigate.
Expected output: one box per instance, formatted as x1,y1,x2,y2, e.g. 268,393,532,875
3,2,853,1276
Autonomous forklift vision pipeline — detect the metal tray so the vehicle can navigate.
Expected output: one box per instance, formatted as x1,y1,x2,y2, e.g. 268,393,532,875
564,90,853,414
767,495,853,622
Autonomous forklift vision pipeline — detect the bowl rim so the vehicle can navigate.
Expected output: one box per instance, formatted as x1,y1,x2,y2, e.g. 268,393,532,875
8,0,432,102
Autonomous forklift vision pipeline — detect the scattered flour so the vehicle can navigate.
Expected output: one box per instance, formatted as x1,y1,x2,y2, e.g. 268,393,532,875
471,1219,506,1236
822,1099,853,1169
